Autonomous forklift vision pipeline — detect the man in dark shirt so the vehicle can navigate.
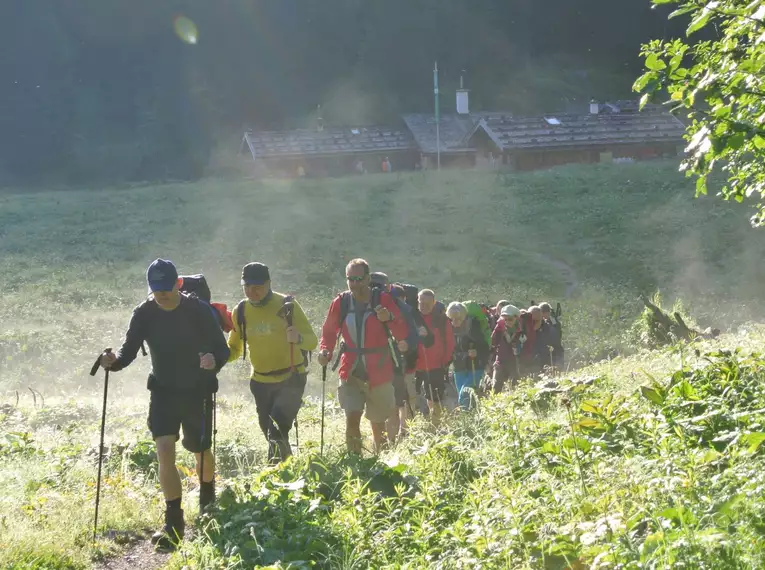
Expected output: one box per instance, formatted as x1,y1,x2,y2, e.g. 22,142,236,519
99,259,229,550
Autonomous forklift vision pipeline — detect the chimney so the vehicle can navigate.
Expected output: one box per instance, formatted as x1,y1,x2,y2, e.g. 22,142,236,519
317,104,324,131
589,99,600,115
456,71,470,115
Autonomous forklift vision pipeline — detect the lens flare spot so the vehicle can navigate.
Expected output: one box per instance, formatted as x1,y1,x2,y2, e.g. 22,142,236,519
173,15,198,45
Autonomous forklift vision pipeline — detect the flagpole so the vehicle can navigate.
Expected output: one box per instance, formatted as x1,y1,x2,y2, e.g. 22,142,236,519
434,61,441,170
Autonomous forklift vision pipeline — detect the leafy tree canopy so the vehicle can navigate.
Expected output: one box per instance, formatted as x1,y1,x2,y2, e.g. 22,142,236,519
636,0,765,226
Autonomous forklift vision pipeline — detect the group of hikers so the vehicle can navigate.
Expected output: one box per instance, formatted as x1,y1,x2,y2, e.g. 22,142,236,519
97,257,563,550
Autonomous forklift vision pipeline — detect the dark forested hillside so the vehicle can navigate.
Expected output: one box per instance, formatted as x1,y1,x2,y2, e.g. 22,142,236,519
0,0,685,186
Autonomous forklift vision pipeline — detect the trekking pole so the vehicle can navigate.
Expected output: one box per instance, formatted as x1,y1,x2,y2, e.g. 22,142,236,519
212,393,217,464
280,300,301,451
320,365,327,456
200,395,207,494
89,348,112,542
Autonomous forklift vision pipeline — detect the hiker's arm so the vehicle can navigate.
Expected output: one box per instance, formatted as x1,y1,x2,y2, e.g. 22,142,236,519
414,311,435,348
319,297,341,356
110,308,144,372
200,302,230,373
227,312,243,362
491,321,503,350
292,301,318,352
380,293,407,340
444,319,455,365
396,300,419,350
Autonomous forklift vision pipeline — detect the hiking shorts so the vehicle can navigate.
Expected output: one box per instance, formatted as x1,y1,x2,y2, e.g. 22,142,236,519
392,372,416,409
249,372,307,439
416,368,447,404
338,375,395,424
148,390,212,453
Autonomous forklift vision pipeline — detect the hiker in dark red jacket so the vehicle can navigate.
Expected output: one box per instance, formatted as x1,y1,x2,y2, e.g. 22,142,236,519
317,259,409,454
491,304,522,393
415,289,455,425
516,308,539,378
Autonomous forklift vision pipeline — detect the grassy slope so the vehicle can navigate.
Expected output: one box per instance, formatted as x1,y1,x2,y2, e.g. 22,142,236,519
2,162,765,568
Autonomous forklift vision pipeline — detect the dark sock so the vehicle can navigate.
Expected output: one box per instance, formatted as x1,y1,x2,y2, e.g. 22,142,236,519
166,498,182,511
201,481,214,493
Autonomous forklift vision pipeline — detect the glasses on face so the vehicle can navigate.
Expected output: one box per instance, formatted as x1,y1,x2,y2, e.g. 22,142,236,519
346,275,365,283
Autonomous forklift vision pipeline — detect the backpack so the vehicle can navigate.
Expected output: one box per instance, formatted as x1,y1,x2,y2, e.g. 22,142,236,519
431,301,449,364
140,274,230,356
235,295,311,374
336,288,404,374
179,274,233,333
462,300,492,348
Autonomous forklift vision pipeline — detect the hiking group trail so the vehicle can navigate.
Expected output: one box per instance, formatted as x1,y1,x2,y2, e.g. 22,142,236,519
536,252,578,298
93,532,170,570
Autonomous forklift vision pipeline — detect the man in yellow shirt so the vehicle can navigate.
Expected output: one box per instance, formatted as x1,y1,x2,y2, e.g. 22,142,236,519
228,262,318,463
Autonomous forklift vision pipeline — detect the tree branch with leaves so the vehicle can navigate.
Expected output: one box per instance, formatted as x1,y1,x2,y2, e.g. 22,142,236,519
635,0,765,226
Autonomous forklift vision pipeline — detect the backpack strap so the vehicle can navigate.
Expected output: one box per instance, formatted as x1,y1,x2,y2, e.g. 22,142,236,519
236,300,248,361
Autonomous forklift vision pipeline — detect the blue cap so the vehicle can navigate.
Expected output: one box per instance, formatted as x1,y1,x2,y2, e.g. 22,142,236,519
146,259,178,292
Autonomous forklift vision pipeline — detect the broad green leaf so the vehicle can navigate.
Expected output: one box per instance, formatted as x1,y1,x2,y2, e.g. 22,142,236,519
669,5,697,19
728,132,746,150
687,10,711,35
633,71,659,92
743,432,765,453
696,176,708,196
645,54,667,71
640,385,666,405
574,418,604,430
562,436,592,454
541,441,560,455
580,401,601,414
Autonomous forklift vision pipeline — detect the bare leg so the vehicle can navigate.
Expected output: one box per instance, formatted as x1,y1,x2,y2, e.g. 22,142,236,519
398,405,409,438
194,449,214,483
345,411,363,454
370,421,388,454
386,410,401,445
155,435,181,500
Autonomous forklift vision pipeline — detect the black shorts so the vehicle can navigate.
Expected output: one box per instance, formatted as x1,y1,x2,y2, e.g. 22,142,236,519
416,368,446,403
147,390,212,453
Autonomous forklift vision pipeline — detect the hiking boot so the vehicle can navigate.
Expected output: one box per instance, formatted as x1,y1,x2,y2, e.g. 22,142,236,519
151,506,185,551
200,482,215,512
267,438,292,465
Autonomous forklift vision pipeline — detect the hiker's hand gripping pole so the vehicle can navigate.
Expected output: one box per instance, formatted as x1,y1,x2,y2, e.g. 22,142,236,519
90,348,112,542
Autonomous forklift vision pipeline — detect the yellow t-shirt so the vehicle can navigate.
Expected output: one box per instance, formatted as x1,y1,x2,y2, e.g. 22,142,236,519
227,292,318,383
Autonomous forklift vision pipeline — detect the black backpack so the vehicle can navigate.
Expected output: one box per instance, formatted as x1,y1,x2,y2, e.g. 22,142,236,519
140,273,222,356
235,295,311,375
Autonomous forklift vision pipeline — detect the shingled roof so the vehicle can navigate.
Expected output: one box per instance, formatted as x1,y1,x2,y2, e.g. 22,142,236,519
242,126,417,159
466,107,685,151
401,113,480,154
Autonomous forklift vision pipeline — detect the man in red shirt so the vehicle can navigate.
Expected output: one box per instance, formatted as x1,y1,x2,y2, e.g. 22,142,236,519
317,259,409,454
415,289,454,425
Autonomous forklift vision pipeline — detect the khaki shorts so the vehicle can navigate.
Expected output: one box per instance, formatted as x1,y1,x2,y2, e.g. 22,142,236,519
338,375,396,424
393,372,417,408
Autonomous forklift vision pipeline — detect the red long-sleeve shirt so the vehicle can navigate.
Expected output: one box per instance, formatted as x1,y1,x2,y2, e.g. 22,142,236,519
319,290,407,387
416,311,454,371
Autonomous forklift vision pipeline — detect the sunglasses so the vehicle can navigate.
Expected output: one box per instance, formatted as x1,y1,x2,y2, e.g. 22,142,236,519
346,275,365,282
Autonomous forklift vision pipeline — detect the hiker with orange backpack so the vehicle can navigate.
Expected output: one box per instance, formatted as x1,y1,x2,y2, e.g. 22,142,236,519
227,262,318,464
98,259,229,551
317,259,410,454
415,289,455,424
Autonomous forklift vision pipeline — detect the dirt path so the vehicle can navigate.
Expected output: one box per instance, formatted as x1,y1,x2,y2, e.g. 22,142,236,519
534,253,578,298
93,531,170,570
